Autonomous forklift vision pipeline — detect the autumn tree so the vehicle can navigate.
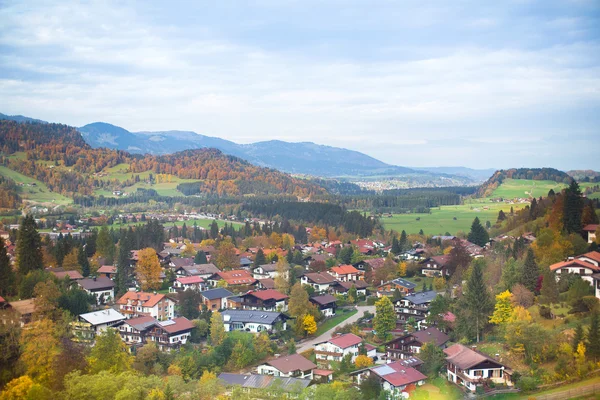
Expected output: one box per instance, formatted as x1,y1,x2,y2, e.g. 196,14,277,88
33,280,61,320
303,314,317,336
210,311,226,346
288,283,312,318
489,290,514,325
216,239,238,270
16,215,43,275
20,319,60,385
354,354,373,368
420,342,446,376
274,258,290,294
446,240,472,281
62,247,80,272
87,328,133,374
197,370,225,400
136,248,162,291
0,237,15,297
374,296,395,341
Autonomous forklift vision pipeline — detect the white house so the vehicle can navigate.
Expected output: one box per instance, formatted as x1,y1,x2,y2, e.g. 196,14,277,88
117,316,194,351
584,224,599,244
252,263,289,280
72,309,126,340
300,272,336,293
221,310,289,333
77,277,115,305
314,333,375,366
169,276,205,293
257,353,317,380
550,251,600,285
353,362,427,397
444,343,514,392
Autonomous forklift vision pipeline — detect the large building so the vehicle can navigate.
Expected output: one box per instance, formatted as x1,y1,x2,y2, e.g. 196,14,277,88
117,291,176,320
257,354,317,380
221,309,289,333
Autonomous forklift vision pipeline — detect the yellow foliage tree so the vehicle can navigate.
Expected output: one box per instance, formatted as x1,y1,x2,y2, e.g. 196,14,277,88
443,246,453,255
355,354,374,368
20,319,59,385
181,239,196,257
303,314,317,335
433,277,446,291
490,290,514,324
274,258,290,294
216,240,238,270
282,233,295,251
167,364,183,376
136,248,162,291
509,306,532,322
0,376,36,400
398,262,407,277
33,280,61,320
62,247,81,272
270,232,283,248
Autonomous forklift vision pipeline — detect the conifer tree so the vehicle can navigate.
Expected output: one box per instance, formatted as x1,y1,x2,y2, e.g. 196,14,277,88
467,217,489,247
254,249,266,267
521,248,539,292
573,323,584,351
16,215,43,275
587,312,600,361
391,236,400,255
462,259,493,342
399,230,408,251
497,210,506,223
0,237,15,296
96,226,115,264
116,230,133,295
194,250,208,264
540,265,559,304
78,243,90,277
563,180,584,234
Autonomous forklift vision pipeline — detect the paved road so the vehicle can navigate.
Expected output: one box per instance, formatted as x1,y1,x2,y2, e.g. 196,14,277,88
296,305,375,353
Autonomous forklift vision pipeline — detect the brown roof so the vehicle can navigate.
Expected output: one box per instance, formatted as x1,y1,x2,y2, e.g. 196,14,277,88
245,289,288,301
313,369,334,376
583,224,599,232
8,299,36,315
335,280,369,290
264,353,316,373
310,294,337,306
444,343,504,370
364,258,385,269
78,277,115,291
51,270,84,280
325,333,362,349
97,265,117,274
549,259,600,272
117,291,167,308
160,317,194,334
257,278,276,289
429,255,450,267
371,362,427,387
411,327,450,347
304,272,336,284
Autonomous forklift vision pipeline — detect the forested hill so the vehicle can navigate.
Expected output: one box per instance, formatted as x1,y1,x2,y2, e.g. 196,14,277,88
477,168,572,197
0,120,325,199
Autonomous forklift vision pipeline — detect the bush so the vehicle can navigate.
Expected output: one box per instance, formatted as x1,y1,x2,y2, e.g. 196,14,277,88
517,377,538,391
367,297,377,306
414,277,422,282
539,305,553,319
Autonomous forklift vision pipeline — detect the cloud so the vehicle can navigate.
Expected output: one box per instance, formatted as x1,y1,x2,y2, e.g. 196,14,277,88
0,0,599,170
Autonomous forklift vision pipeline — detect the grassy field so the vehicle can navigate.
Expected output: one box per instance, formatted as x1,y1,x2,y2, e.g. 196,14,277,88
111,218,242,230
412,377,463,400
490,179,569,199
314,308,358,336
0,166,72,206
382,200,527,236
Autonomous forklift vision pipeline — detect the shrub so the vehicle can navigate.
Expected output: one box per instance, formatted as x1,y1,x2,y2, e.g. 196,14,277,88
367,297,377,306
517,377,538,391
539,305,553,319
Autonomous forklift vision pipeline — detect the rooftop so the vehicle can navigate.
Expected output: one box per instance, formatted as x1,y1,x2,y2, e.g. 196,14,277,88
243,289,288,302
310,294,337,306
221,309,286,325
78,308,126,325
322,333,362,349
201,287,233,300
263,353,316,373
117,291,167,308
78,276,115,291
218,373,310,391
444,343,505,370
371,362,427,388
401,290,438,305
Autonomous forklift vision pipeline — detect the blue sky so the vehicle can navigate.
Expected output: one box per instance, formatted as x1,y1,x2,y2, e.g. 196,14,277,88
0,0,599,170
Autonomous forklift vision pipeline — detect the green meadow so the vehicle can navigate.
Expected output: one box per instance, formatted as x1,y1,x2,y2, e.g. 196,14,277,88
0,166,72,205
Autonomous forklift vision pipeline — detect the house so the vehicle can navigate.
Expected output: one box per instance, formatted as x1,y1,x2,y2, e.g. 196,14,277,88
377,278,417,297
550,251,600,285
169,257,195,270
257,353,317,380
169,276,205,293
221,309,289,333
117,315,194,351
330,264,361,282
97,265,117,279
314,333,375,367
2,299,36,326
218,373,311,393
353,361,427,397
77,277,115,305
208,270,256,288
252,263,288,280
386,327,450,360
421,256,451,277
116,291,176,320
201,288,233,310
309,294,337,317
255,278,276,290
394,290,438,327
49,269,84,281
300,272,337,293
330,280,369,297
444,343,514,392
584,224,599,244
175,263,220,279
72,309,126,341
240,289,288,312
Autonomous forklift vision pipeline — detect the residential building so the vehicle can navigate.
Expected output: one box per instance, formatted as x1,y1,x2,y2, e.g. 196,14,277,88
420,255,451,277
330,280,369,296
300,272,336,293
584,224,599,244
201,288,233,310
2,299,36,326
386,327,450,360
218,373,311,393
550,251,600,285
208,270,256,288
97,265,117,279
444,343,514,392
221,310,289,333
252,263,289,280
49,269,83,281
118,315,194,351
72,309,126,341
376,278,417,297
174,263,220,279
257,353,317,380
394,290,438,327
117,291,176,320
169,276,205,293
330,264,361,282
353,362,427,397
78,277,115,305
240,289,288,312
309,294,337,317
314,333,375,367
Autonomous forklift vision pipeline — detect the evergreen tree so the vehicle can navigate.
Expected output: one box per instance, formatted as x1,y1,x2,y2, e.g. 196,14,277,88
181,223,187,239
116,231,133,296
78,243,90,277
96,226,115,264
391,236,400,255
286,248,294,264
587,312,600,361
540,265,559,304
521,248,539,292
16,215,43,275
194,250,208,264
573,323,584,351
419,229,424,236
461,259,493,342
210,220,219,239
399,230,408,251
254,249,266,267
467,217,489,247
529,198,538,220
497,210,506,223
0,237,15,296
563,180,584,234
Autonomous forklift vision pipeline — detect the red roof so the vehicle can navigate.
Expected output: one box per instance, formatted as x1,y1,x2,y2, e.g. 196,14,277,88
583,224,599,232
246,289,288,301
117,291,168,308
97,265,117,274
326,333,362,349
313,369,334,376
580,251,600,264
176,276,204,285
160,317,194,333
371,362,427,388
331,265,359,275
549,259,600,272
51,270,84,280
0,295,5,303
216,270,256,285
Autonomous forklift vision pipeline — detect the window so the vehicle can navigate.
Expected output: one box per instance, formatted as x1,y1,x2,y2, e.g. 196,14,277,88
580,269,586,275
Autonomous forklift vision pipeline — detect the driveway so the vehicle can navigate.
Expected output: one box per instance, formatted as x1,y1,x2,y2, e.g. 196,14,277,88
296,305,375,353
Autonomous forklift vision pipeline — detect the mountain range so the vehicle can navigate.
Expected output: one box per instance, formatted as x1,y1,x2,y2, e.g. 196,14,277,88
1,112,492,184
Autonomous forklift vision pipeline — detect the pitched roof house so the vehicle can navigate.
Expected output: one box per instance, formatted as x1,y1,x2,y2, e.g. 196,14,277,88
314,333,376,367
175,263,220,279
257,353,317,380
240,289,288,312
330,264,361,282
300,272,336,293
201,287,233,310
221,309,289,333
118,316,194,351
309,294,337,317
377,278,417,297
386,327,450,360
77,277,115,305
116,291,176,320
353,361,427,397
209,270,256,287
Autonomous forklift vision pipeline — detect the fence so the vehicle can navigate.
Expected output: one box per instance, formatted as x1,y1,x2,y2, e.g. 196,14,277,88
528,383,600,400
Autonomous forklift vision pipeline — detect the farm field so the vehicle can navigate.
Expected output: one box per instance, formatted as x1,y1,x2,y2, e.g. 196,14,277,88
0,166,72,206
382,201,527,236
110,218,242,230
490,179,568,199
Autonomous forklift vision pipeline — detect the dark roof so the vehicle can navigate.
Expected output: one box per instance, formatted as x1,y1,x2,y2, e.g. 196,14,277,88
256,263,278,272
304,272,336,284
201,288,233,300
170,257,195,268
263,354,316,373
391,278,417,289
181,263,220,275
310,294,337,306
221,310,287,325
257,278,276,289
218,373,310,391
78,277,115,291
444,343,505,370
401,290,438,305
334,280,369,291
412,327,450,347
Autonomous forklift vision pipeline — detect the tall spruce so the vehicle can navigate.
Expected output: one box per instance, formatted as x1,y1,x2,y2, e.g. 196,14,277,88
462,259,493,342
587,312,600,361
254,249,266,267
563,180,584,234
391,236,401,255
467,217,489,247
0,237,15,296
540,265,559,304
573,323,584,351
116,230,134,296
194,250,208,264
16,215,43,275
521,248,539,292
399,230,408,252
78,243,91,277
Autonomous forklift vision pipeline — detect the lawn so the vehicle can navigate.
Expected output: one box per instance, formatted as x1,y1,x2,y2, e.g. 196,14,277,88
0,166,72,206
382,200,526,236
412,377,463,400
406,276,435,291
490,179,568,199
110,218,243,230
314,308,358,336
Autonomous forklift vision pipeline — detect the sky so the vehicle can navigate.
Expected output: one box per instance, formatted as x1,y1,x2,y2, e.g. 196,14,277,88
0,0,599,170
